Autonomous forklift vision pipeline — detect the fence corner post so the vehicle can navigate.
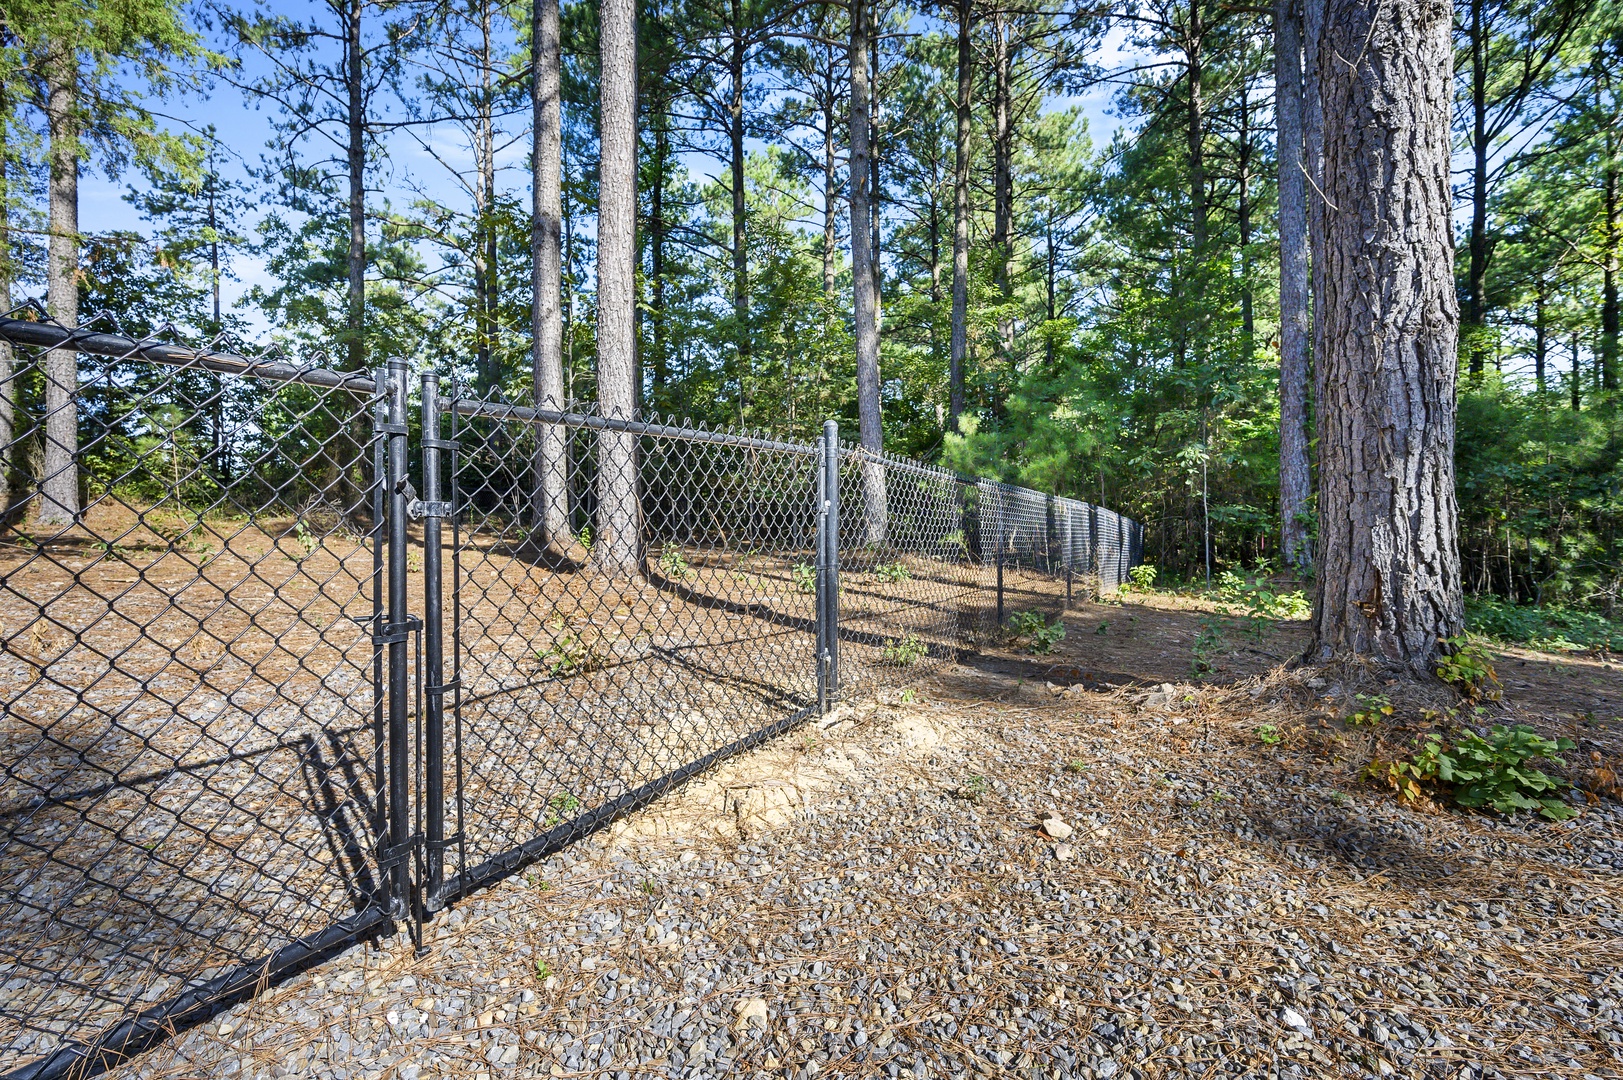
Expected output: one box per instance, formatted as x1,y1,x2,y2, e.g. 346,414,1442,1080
818,420,840,703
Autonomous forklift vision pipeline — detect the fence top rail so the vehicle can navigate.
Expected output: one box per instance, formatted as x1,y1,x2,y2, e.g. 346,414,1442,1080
444,395,821,457
838,442,971,486
0,310,382,398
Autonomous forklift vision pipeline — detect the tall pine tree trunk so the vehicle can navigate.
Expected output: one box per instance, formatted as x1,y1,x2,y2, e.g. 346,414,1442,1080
596,0,642,572
850,0,886,542
650,112,668,399
1465,0,1488,378
41,38,79,527
532,0,571,553
1603,124,1619,390
729,7,750,415
948,0,972,426
1276,0,1312,574
1306,0,1462,672
822,89,838,309
1185,0,1206,253
0,93,15,511
346,0,366,374
991,15,1013,362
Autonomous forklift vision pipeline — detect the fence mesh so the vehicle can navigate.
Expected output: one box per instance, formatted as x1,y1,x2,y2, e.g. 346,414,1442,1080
0,312,1141,1078
0,310,395,1077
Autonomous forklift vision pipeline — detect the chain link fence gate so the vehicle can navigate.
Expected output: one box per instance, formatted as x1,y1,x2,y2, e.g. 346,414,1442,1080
0,314,425,1080
0,313,1142,1078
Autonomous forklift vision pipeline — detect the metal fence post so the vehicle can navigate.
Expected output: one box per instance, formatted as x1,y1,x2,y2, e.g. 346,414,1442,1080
419,373,447,909
1064,502,1073,605
996,490,1005,626
820,420,840,699
383,359,412,921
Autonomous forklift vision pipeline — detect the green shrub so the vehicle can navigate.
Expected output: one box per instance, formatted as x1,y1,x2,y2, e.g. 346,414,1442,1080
1366,725,1577,821
881,633,927,665
1444,725,1577,820
1125,564,1157,592
1435,635,1501,700
872,561,912,583
1190,619,1223,677
1007,610,1066,654
792,560,817,593
537,630,602,677
1465,596,1623,654
657,547,693,580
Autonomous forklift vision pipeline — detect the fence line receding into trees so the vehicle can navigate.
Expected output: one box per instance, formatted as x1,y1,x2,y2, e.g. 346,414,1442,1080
0,309,1141,1079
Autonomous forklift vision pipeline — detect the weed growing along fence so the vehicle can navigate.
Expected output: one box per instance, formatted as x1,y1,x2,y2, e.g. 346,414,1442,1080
0,309,1141,1078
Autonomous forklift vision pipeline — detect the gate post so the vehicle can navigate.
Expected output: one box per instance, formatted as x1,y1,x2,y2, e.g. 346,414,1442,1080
383,359,413,921
818,420,840,702
419,373,448,909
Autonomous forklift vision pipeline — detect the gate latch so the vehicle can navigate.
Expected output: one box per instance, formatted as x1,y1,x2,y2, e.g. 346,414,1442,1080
408,499,453,521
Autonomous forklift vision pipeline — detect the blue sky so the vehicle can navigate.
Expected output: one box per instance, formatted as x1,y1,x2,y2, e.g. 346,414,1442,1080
67,7,1138,335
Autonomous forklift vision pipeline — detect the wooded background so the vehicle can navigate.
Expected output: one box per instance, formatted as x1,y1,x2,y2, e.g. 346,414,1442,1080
0,0,1618,623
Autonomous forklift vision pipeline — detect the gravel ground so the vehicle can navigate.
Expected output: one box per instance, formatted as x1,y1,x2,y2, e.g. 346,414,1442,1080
113,662,1622,1080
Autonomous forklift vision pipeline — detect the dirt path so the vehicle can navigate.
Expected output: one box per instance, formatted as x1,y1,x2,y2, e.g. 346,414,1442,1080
112,597,1623,1080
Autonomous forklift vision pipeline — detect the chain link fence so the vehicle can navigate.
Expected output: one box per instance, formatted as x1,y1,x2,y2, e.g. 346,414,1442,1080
0,313,1141,1078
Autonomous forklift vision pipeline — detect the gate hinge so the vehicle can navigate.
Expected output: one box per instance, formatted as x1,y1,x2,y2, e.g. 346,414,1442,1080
373,615,422,645
376,835,420,871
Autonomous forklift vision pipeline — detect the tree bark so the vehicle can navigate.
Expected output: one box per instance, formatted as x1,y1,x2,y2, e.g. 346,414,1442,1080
346,0,366,375
41,37,80,527
948,0,972,426
1306,0,1463,672
1602,122,1619,390
991,14,1013,360
822,88,838,308
729,2,750,413
650,112,668,399
850,0,886,541
1185,0,1207,254
1465,0,1488,378
596,0,642,572
474,0,497,394
1276,0,1311,574
532,0,571,552
0,117,13,510
1236,68,1254,344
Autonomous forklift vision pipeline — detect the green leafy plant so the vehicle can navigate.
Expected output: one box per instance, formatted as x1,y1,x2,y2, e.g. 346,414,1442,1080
1125,564,1157,593
792,560,817,593
1215,570,1248,603
872,561,911,583
1064,758,1089,774
1366,725,1577,821
959,775,989,802
1255,724,1281,746
535,960,552,980
1347,694,1393,728
658,547,693,580
1007,610,1066,654
881,633,927,665
537,627,603,678
1191,620,1223,676
899,687,917,704
544,790,581,827
1435,636,1502,700
1442,725,1577,820
293,520,319,555
575,524,593,550
1363,734,1445,804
